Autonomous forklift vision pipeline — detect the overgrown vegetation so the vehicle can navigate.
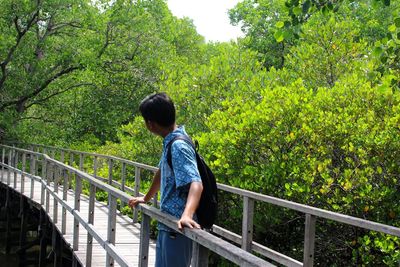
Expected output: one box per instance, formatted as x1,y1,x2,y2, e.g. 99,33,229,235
1,0,399,265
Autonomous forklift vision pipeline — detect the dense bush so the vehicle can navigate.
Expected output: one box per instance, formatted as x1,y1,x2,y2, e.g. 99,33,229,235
195,75,400,265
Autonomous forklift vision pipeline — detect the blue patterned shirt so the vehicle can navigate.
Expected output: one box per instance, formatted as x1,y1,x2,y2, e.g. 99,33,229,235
158,126,201,232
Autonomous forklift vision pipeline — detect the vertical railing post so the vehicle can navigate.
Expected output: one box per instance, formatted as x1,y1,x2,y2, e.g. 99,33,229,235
242,196,255,252
121,163,126,191
106,194,117,267
41,158,47,205
60,150,64,163
152,192,158,208
108,158,113,185
303,214,316,267
191,243,209,267
53,164,59,223
35,153,39,176
79,153,84,171
139,212,150,267
7,149,11,185
1,147,4,182
73,172,82,252
69,153,74,189
93,156,98,178
86,183,96,267
62,169,68,235
13,150,18,188
45,162,52,212
133,167,141,223
30,153,36,199
21,153,26,193
70,152,74,168
121,162,127,206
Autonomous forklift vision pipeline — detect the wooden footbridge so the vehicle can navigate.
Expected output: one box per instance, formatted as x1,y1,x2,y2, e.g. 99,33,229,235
0,144,399,267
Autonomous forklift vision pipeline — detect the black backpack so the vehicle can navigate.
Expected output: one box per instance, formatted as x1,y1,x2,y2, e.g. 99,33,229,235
166,135,218,229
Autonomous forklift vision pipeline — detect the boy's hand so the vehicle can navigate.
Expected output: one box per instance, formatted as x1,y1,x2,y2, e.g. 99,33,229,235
128,196,146,208
178,214,201,231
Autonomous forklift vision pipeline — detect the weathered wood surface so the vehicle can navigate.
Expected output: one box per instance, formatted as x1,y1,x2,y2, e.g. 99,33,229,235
0,171,156,267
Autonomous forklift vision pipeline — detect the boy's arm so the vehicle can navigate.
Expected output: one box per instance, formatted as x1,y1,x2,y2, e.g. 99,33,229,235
178,181,203,230
128,169,160,208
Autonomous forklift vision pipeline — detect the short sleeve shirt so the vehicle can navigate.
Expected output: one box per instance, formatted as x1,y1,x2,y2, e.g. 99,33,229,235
158,126,201,231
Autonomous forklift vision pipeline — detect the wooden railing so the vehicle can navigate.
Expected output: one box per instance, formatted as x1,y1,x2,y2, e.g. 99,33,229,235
0,144,272,267
2,143,400,267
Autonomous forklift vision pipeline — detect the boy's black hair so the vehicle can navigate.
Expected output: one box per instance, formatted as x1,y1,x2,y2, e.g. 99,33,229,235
139,92,176,127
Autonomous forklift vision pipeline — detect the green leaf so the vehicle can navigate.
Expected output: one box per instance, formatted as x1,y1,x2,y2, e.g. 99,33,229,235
373,46,383,57
388,24,396,32
276,21,285,28
274,30,284,42
383,0,390,6
293,6,302,16
322,6,329,16
283,30,291,39
395,17,400,28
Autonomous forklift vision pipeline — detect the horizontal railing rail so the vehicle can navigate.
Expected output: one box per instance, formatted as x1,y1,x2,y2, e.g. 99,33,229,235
0,144,274,267
3,143,400,267
20,143,159,222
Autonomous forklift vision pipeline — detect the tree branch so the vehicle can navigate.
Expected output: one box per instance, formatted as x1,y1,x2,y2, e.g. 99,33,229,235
0,65,83,112
0,9,40,91
25,82,96,109
15,116,57,124
98,22,113,58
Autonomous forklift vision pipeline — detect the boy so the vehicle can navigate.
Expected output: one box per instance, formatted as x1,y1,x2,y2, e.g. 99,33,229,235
128,92,203,267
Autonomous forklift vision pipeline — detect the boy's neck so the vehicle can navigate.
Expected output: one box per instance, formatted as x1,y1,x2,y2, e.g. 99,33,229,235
160,123,177,138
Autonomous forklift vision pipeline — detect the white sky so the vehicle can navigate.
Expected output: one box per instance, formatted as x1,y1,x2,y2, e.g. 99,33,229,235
167,0,243,42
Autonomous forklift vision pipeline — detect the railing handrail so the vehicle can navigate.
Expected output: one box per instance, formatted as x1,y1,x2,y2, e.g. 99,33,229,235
0,144,274,267
8,143,399,237
218,183,400,237
10,142,158,172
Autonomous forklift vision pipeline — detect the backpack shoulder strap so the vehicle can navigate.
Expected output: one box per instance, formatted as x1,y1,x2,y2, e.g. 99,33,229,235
166,135,195,169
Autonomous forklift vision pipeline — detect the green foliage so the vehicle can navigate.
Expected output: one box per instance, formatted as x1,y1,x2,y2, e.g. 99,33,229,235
162,42,266,132
0,0,100,140
98,116,161,167
196,76,399,265
229,0,296,69
286,13,368,89
0,0,205,144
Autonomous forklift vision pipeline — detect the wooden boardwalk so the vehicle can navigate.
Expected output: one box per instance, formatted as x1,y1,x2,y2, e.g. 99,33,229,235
2,144,400,267
0,171,156,267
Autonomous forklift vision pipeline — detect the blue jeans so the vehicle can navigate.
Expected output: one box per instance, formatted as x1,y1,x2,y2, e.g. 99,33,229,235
155,230,193,267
